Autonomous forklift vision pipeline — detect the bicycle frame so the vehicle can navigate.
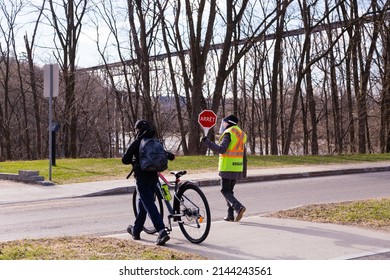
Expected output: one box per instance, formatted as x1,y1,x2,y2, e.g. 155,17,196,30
156,172,175,216
132,170,211,244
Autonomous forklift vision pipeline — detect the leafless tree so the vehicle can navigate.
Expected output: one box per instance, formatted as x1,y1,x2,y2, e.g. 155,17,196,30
3,0,390,161
0,0,26,160
127,0,163,125
24,1,46,159
47,0,88,158
380,16,390,152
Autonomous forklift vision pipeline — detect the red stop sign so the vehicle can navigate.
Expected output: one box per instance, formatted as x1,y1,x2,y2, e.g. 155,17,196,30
198,110,217,129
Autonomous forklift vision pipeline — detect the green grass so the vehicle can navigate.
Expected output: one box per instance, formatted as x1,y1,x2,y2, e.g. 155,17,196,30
1,154,390,184
0,158,128,184
268,198,390,232
247,153,390,166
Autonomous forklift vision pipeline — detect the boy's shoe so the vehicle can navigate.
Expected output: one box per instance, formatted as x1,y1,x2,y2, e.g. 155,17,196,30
223,216,235,222
127,225,141,240
235,206,246,222
156,231,170,246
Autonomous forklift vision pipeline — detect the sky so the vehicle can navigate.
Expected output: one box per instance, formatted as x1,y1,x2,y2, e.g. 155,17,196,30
11,0,113,68
8,0,374,69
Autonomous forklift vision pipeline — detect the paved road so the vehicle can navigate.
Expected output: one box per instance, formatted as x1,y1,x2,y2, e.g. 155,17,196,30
110,172,390,260
0,165,390,259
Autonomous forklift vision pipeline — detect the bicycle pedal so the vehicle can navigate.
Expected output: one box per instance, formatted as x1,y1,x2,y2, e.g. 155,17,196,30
169,213,182,222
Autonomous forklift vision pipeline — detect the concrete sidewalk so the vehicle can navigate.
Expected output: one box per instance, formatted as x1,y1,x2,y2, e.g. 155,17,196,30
110,216,390,260
1,161,390,259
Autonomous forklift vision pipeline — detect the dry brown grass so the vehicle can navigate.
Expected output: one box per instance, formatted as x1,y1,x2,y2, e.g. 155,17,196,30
266,198,390,233
0,236,206,260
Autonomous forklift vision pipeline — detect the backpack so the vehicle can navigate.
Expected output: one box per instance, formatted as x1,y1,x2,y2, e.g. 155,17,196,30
138,138,168,172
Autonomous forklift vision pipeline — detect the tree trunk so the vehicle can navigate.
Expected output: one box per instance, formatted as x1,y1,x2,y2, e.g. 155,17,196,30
381,26,390,152
270,1,287,155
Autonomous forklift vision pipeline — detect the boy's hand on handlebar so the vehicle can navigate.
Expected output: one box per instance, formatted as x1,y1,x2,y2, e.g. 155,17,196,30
167,152,175,161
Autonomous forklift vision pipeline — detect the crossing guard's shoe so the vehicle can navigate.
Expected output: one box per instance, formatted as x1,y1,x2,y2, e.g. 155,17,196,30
235,206,246,222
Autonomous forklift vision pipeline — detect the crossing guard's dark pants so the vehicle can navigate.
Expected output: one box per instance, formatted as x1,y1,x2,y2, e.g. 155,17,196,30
221,177,244,218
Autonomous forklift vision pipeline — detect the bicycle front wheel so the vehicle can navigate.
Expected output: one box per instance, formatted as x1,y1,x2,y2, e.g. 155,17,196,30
175,183,211,244
132,187,164,234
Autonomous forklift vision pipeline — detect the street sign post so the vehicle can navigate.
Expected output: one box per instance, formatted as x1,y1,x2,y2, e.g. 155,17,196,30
198,109,217,136
44,64,59,182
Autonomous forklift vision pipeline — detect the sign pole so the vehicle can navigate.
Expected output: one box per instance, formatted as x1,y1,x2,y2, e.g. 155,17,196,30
48,65,53,181
44,64,59,182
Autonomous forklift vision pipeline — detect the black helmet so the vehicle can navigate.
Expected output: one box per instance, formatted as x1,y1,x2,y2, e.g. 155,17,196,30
134,120,152,139
134,120,151,131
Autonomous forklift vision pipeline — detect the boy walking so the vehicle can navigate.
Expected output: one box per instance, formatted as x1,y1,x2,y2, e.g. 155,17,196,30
122,120,175,245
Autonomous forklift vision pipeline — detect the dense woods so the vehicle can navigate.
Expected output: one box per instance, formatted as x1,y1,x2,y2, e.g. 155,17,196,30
1,0,390,160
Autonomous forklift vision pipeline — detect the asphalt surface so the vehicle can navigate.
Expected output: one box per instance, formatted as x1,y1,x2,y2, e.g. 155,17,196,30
1,161,390,260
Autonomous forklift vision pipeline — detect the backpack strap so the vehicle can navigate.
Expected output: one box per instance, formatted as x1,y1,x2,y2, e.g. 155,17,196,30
126,168,134,179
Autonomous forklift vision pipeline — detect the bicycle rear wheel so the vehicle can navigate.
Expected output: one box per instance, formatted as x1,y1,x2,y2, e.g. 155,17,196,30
132,187,164,234
175,183,211,244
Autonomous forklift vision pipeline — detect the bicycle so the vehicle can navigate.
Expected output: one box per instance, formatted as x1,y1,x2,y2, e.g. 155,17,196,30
132,170,211,244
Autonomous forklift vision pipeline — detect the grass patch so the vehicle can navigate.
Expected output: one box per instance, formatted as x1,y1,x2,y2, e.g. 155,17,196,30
247,153,390,167
0,236,206,260
1,154,390,184
267,198,390,232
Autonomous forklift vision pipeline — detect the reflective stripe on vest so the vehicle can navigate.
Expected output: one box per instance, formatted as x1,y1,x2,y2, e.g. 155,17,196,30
218,126,247,172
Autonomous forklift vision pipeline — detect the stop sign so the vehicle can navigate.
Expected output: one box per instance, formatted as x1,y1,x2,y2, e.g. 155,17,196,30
198,110,217,136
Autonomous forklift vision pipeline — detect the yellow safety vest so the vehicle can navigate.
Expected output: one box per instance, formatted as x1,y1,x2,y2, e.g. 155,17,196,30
218,126,247,172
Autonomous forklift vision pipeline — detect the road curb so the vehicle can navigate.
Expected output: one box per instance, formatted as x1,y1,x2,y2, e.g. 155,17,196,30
81,186,136,197
81,165,390,197
200,165,390,186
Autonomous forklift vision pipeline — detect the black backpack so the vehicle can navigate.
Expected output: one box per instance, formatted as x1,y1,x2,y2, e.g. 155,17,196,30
138,138,168,172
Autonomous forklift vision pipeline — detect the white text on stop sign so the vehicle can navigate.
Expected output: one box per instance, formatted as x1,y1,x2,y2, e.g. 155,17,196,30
200,116,216,123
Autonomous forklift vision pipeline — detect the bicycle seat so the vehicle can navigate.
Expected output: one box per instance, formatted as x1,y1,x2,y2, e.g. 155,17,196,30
170,170,187,178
